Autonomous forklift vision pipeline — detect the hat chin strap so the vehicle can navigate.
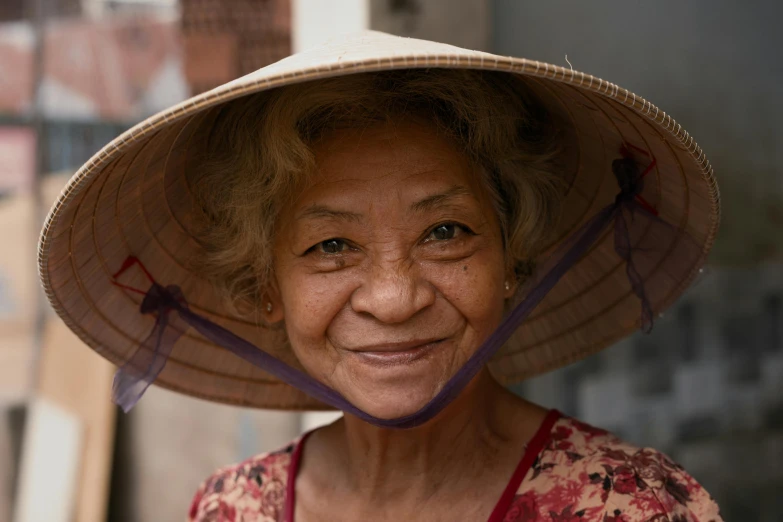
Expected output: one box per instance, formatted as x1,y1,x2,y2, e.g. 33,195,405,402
111,147,694,428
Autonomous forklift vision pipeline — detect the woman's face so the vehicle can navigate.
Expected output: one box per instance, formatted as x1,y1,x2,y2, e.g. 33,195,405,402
272,119,514,419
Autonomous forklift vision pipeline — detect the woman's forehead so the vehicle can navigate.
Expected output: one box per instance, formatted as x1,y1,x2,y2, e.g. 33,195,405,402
301,120,488,207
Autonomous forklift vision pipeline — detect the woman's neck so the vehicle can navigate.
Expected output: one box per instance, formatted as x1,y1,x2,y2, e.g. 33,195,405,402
304,370,548,506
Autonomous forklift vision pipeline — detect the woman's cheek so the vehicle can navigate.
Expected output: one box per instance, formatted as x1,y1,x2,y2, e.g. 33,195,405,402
423,253,506,321
283,271,355,341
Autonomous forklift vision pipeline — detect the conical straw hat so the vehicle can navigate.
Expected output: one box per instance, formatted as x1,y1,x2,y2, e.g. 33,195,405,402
38,31,719,410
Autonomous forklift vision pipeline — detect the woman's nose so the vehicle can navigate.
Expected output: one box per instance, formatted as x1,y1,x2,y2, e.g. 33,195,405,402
349,263,436,323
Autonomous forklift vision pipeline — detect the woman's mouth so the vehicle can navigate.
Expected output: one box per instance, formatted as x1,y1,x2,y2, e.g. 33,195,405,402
350,339,446,367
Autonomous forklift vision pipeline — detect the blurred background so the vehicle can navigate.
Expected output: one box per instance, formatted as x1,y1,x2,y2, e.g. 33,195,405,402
0,0,780,520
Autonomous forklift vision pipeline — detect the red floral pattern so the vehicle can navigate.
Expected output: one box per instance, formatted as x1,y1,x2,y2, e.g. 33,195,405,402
188,416,722,521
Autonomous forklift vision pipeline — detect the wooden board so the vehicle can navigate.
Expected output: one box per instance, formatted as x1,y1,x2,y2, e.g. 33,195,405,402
13,399,83,522
34,318,117,522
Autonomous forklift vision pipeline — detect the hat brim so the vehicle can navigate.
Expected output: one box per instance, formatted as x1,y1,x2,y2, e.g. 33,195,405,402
38,31,719,410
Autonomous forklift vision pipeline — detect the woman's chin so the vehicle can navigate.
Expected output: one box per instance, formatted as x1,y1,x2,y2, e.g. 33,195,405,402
342,385,439,421
324,358,454,420
350,401,428,421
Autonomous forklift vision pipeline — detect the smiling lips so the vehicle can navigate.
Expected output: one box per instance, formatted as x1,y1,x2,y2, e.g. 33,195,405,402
350,339,445,366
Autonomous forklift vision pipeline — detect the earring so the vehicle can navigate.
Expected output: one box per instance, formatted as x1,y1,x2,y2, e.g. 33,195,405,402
265,302,273,313
504,281,511,291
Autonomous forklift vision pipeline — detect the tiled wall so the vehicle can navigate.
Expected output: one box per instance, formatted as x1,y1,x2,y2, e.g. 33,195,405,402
519,266,783,521
181,0,291,94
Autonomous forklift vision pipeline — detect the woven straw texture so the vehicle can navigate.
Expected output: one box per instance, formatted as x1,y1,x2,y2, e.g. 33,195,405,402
38,31,720,410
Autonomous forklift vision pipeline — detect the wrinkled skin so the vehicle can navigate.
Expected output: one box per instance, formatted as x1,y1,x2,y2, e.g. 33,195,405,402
270,118,515,419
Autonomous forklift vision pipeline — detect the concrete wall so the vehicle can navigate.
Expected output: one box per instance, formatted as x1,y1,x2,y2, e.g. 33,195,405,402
370,0,489,51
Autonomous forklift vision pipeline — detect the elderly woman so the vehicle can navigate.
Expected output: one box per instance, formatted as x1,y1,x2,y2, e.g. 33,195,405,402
39,33,722,521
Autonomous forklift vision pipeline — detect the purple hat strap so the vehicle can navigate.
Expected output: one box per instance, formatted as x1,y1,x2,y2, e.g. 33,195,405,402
110,144,689,428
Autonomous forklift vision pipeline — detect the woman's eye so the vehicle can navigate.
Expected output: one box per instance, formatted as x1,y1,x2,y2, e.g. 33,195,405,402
426,223,470,242
317,238,348,254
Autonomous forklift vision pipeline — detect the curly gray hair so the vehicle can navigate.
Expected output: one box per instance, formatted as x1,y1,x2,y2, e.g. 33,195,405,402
190,69,564,314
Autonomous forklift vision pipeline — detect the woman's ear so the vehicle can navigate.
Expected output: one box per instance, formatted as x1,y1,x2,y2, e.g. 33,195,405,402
503,274,519,300
263,281,285,324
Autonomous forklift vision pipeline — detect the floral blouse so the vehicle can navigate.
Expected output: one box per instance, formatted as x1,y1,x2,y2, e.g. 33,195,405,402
188,411,723,521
